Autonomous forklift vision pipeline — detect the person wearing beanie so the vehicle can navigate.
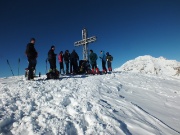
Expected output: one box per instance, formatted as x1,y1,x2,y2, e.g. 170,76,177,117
48,45,57,71
89,50,99,74
99,50,107,74
25,37,38,80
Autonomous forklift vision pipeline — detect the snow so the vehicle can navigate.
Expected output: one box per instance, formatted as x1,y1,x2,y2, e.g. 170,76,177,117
0,55,180,135
115,55,180,77
0,72,179,135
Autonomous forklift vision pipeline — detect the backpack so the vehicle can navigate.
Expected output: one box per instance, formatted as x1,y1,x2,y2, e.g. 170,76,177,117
107,55,113,61
110,55,113,61
46,69,60,79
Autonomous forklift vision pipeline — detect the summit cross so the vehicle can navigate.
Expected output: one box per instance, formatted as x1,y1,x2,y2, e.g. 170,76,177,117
74,28,97,60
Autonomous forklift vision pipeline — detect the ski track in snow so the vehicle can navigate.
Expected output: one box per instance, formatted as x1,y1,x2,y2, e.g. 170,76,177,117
0,72,180,135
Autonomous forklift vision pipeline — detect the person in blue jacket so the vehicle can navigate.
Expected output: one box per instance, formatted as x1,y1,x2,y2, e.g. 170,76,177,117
99,51,107,73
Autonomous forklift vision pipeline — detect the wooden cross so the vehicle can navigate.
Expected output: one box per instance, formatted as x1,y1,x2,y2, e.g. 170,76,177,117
74,28,97,60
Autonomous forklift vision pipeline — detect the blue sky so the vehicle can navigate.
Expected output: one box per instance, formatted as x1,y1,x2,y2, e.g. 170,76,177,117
0,0,180,77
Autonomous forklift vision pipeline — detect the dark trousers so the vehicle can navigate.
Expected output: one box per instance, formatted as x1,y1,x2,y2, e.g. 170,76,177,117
91,62,99,74
65,61,69,74
107,61,112,71
91,62,97,69
59,62,64,74
49,59,56,71
70,61,78,74
102,60,107,72
28,59,36,79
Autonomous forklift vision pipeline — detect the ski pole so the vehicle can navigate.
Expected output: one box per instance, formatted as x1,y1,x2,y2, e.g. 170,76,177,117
7,59,14,76
46,58,48,73
18,58,20,76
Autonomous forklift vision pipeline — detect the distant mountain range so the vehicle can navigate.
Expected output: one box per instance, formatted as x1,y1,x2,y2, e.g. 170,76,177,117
115,55,180,77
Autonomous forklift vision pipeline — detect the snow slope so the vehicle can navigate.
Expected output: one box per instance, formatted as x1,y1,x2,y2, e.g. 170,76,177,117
0,72,180,135
115,55,180,77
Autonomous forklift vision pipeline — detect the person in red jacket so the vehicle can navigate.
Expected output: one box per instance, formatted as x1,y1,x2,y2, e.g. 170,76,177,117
58,51,65,74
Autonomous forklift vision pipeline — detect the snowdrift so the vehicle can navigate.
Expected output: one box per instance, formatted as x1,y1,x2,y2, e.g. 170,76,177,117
115,55,180,77
0,72,180,135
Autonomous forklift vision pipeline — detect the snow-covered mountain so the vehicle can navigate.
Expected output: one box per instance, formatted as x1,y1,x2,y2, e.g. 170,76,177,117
115,55,180,77
0,72,180,135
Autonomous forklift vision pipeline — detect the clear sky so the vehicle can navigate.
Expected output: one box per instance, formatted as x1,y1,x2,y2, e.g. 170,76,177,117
0,0,180,77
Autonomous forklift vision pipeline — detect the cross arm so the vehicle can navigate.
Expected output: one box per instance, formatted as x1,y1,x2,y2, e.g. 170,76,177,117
74,36,97,46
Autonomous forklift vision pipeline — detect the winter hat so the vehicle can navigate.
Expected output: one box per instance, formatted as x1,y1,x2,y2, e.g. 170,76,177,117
90,50,93,53
51,45,55,49
30,38,35,42
106,52,109,55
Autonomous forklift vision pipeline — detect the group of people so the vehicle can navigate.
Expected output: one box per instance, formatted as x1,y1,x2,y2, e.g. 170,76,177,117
57,49,79,75
25,38,113,80
89,50,113,74
46,45,80,76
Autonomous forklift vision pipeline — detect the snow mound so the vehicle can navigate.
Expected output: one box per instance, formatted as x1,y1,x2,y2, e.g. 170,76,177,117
115,55,180,77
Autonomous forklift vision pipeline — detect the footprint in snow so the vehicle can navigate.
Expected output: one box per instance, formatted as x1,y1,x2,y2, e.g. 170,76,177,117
86,102,93,111
61,96,71,107
65,121,78,135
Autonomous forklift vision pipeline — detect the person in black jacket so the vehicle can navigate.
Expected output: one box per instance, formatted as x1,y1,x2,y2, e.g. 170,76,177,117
70,50,79,74
25,38,38,80
106,52,113,72
64,50,70,74
48,45,57,71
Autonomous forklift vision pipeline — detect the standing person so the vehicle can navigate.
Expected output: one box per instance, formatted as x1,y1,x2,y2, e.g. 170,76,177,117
25,38,38,80
58,51,65,75
64,50,70,74
89,50,99,74
99,51,107,74
106,52,113,72
70,50,79,74
48,45,57,72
